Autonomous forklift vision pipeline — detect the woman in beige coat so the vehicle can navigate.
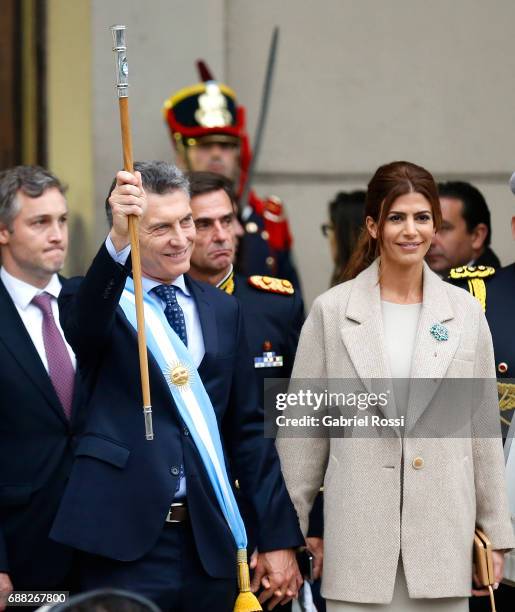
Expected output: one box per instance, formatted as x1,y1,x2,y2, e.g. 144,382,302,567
277,161,514,610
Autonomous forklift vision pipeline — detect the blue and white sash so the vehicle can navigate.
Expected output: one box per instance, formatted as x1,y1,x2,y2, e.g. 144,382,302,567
119,277,247,551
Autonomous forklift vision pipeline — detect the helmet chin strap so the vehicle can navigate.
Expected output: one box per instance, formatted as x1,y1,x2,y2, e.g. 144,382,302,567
174,135,192,172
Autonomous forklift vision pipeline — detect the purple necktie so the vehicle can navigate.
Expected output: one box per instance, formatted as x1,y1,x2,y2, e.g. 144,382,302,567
32,293,75,420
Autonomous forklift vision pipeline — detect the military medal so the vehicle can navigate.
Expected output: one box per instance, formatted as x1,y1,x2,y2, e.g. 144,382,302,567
254,341,284,369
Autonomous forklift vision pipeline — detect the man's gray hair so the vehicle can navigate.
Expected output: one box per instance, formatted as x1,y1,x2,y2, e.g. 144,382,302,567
0,165,67,227
105,161,190,226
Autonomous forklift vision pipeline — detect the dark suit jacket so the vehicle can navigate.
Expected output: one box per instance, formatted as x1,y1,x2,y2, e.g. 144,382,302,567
50,245,303,579
0,277,85,589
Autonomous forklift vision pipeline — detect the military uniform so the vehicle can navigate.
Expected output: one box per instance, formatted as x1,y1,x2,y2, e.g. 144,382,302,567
219,270,303,388
163,64,301,288
240,192,300,286
448,264,515,437
449,266,515,612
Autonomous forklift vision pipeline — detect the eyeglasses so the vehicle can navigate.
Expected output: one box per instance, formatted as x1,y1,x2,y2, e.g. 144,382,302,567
320,223,334,237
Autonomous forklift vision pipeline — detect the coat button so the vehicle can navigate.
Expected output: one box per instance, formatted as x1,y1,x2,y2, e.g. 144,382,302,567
170,466,180,476
183,427,189,436
498,362,508,374
412,457,424,470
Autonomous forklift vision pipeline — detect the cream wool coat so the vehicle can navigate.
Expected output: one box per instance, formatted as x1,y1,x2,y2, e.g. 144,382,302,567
276,260,514,604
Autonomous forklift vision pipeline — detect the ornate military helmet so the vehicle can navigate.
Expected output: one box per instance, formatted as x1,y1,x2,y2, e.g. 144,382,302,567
163,61,246,150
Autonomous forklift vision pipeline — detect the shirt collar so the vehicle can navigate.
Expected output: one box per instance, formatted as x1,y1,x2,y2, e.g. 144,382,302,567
0,267,62,310
142,274,190,297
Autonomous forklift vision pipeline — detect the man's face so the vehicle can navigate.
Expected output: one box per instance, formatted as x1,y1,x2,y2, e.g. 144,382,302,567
189,189,236,283
186,142,240,180
139,190,196,283
426,197,485,272
0,187,68,287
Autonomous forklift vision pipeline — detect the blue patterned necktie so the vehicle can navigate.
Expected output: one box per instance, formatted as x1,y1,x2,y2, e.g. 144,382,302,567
152,284,188,347
152,284,187,496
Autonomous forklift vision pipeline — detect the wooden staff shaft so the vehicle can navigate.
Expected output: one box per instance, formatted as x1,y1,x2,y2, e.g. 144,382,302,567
118,97,152,414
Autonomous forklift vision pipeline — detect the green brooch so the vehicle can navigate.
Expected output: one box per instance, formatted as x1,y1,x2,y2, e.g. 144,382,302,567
430,323,449,341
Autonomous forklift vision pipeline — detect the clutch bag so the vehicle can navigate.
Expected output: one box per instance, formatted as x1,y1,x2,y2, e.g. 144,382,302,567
474,528,496,612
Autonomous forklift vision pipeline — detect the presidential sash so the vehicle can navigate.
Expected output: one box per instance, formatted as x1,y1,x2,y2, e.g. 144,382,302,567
120,278,261,611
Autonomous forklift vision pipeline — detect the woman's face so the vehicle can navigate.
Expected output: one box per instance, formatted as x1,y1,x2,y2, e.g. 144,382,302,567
366,192,435,268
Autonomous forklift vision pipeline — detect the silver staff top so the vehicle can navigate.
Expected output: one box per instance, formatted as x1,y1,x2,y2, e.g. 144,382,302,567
110,25,129,98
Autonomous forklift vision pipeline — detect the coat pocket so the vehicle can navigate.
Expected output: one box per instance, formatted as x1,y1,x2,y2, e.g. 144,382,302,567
75,435,130,469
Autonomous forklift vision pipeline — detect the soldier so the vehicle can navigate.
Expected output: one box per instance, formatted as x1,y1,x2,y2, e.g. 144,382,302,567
186,171,303,407
163,61,302,290
447,196,515,612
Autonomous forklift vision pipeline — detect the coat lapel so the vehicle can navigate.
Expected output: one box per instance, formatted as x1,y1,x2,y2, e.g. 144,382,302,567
339,261,460,427
339,261,398,420
0,280,68,425
406,263,459,430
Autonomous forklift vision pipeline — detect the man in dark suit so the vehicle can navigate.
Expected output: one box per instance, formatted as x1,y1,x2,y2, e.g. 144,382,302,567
426,181,500,275
0,166,84,608
50,162,303,611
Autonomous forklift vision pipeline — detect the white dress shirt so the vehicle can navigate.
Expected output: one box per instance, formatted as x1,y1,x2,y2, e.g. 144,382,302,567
105,236,205,366
0,267,76,371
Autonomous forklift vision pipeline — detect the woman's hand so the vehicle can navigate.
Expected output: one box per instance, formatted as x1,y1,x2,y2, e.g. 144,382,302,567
472,549,505,596
306,537,324,580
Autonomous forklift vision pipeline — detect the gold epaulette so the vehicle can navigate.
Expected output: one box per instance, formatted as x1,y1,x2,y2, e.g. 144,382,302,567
448,266,495,312
448,265,496,280
248,275,294,296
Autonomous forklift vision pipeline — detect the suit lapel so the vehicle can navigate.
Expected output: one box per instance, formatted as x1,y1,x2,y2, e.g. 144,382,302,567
406,263,459,430
186,276,219,358
0,280,68,425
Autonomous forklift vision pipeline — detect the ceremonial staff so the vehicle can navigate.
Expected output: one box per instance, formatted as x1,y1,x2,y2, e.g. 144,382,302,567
110,25,154,440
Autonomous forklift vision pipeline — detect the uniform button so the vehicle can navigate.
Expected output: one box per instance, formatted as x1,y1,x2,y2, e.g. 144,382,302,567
170,466,180,476
498,362,508,374
261,230,269,240
245,222,258,234
412,457,424,470
183,427,189,436
266,256,275,267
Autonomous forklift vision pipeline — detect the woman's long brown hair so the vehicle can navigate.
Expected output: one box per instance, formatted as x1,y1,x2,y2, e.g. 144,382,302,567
343,161,442,280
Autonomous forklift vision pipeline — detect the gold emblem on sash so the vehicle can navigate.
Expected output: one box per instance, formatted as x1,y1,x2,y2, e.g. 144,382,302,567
170,363,190,387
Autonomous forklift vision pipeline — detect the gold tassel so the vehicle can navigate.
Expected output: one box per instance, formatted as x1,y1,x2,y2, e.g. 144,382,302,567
234,548,262,612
